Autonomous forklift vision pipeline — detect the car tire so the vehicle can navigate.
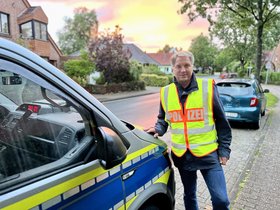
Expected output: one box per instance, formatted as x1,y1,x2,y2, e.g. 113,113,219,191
252,113,261,129
140,204,161,210
261,109,266,116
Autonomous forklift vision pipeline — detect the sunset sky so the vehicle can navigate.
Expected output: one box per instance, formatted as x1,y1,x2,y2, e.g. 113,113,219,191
29,0,210,52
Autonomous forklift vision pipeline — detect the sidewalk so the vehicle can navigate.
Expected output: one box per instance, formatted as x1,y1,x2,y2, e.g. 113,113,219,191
93,86,161,102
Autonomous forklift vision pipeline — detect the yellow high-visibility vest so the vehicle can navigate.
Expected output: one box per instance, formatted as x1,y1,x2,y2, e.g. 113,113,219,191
160,78,218,157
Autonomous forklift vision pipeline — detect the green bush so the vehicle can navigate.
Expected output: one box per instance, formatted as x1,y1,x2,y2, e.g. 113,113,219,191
85,81,145,94
129,61,143,81
95,73,106,85
167,74,174,84
226,61,240,72
142,65,165,76
236,70,245,78
261,72,280,84
140,74,169,87
271,72,280,82
63,51,95,86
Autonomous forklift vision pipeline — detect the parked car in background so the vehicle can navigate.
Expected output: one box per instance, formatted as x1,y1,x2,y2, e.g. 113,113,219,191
219,72,238,79
216,79,269,129
0,38,175,210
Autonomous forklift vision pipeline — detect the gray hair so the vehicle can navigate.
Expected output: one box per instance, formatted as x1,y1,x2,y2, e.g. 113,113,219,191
171,51,195,66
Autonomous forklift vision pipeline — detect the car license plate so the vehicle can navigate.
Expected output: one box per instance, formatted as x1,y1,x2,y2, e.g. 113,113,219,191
225,112,238,118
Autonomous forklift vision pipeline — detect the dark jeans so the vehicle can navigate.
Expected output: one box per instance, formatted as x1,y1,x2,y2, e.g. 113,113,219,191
178,165,230,210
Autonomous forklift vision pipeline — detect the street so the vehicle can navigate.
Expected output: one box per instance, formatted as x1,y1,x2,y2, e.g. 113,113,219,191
103,91,271,209
103,93,160,129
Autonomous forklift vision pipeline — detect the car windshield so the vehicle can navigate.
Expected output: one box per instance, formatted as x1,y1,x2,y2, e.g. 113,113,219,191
0,92,17,106
217,83,252,96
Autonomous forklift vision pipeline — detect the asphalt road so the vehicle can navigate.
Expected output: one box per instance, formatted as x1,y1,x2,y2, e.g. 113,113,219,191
103,92,270,209
103,93,160,129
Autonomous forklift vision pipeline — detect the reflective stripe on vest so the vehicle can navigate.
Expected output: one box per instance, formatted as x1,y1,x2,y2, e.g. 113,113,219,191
171,139,217,149
160,79,218,157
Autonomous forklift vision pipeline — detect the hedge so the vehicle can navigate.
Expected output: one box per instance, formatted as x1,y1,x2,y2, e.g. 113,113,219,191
140,74,169,87
85,81,145,94
260,72,280,85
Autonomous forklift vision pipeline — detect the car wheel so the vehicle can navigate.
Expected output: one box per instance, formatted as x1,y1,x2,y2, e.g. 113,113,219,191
261,109,266,116
140,204,161,210
252,113,261,129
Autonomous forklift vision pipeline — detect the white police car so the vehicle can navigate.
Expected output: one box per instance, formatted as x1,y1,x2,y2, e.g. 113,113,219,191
0,38,175,210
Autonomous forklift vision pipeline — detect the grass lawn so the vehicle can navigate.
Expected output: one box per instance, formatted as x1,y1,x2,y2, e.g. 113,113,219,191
265,92,279,108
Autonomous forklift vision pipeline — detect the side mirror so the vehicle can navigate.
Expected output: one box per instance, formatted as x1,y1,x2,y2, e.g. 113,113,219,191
264,89,269,93
98,127,128,169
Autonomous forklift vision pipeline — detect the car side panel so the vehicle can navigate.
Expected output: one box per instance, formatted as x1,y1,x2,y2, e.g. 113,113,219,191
0,161,124,210
122,146,173,209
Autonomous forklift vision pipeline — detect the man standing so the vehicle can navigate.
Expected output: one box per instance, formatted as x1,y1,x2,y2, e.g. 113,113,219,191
146,51,232,210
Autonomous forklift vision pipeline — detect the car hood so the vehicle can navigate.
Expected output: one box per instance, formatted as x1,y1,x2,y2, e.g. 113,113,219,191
131,126,168,148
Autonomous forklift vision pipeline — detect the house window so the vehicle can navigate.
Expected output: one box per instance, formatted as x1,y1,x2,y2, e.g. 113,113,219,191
41,56,49,61
34,21,47,40
20,20,47,40
0,12,9,34
20,21,33,39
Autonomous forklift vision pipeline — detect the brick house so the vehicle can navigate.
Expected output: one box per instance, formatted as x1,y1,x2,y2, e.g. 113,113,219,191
0,0,62,67
269,44,280,72
122,43,159,66
147,52,173,74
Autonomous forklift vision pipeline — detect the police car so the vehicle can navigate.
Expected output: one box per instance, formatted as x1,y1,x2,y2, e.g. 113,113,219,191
0,38,175,210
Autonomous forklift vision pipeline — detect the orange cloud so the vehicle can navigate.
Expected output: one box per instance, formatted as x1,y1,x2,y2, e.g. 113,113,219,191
29,0,209,52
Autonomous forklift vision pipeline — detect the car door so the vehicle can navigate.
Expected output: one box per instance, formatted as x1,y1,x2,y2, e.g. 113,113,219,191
0,58,126,210
254,80,266,113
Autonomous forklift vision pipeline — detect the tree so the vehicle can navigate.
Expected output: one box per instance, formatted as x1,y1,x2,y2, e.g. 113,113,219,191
214,48,236,72
178,0,280,81
262,18,280,50
158,44,172,53
210,11,256,73
57,7,98,55
211,8,280,74
188,34,218,72
158,44,183,53
63,51,95,86
89,25,132,84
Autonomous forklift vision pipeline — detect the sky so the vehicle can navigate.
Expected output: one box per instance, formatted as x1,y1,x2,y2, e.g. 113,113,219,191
29,0,210,53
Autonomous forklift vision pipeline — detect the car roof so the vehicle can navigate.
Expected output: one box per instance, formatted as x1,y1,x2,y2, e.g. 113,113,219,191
217,78,256,85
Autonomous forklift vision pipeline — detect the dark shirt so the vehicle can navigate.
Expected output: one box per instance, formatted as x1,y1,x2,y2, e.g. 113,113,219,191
155,74,232,171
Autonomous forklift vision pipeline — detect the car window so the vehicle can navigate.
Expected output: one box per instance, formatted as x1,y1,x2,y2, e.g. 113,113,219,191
254,80,263,93
217,83,252,96
0,66,90,185
254,83,260,93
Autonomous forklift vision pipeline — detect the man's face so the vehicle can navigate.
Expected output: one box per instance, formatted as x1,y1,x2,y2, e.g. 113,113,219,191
172,56,193,87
